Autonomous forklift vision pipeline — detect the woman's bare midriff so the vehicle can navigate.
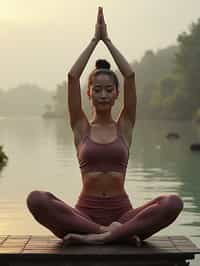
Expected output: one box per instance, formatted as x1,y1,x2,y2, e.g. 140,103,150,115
80,171,126,197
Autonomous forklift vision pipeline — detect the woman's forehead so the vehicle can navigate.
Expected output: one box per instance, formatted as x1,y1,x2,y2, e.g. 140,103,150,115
93,73,114,85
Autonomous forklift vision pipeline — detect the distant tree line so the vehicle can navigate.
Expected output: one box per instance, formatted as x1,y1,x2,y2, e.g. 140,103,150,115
143,17,200,120
0,83,53,116
50,18,200,121
1,18,199,121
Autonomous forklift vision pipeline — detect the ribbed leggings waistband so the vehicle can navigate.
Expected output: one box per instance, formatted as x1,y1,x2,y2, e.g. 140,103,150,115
75,193,133,226
76,192,131,207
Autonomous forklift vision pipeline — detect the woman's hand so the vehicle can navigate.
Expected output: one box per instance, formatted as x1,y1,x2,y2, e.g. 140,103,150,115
94,7,109,42
94,7,102,41
99,7,109,42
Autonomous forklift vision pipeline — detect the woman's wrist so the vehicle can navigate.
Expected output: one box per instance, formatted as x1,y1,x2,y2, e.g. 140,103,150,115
103,37,111,44
92,37,99,45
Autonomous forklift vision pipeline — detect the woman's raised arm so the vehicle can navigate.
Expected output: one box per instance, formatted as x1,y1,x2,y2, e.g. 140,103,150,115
67,8,102,130
67,38,97,130
99,8,137,128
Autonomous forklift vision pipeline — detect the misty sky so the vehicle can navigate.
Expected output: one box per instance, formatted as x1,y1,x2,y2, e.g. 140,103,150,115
1,0,200,91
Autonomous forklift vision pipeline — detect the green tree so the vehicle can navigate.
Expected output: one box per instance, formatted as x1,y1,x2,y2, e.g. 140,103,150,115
133,46,178,119
176,18,200,118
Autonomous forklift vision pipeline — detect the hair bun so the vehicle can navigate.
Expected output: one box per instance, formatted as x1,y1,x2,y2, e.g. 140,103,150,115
96,59,110,70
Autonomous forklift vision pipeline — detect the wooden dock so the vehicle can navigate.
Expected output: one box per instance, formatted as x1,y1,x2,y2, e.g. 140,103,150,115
0,235,199,266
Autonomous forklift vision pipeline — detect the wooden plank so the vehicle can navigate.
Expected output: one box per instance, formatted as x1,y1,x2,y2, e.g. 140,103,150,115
0,235,198,264
0,258,192,266
146,236,170,241
7,235,30,239
0,248,23,253
25,243,61,248
10,261,188,266
0,236,9,246
4,257,192,266
8,261,184,266
169,236,200,255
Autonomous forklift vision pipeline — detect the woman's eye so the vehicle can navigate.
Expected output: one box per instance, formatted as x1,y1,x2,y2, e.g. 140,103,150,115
93,86,100,91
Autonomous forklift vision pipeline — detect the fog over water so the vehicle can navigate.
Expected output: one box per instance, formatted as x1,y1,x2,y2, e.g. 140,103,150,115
0,117,200,265
1,0,200,91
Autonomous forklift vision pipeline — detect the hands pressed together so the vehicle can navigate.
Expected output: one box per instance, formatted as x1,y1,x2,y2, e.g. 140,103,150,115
94,7,109,42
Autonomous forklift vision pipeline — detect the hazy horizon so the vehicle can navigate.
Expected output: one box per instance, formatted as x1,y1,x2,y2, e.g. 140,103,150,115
1,0,200,91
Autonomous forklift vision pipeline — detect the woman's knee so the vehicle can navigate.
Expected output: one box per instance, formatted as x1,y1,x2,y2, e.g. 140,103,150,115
161,194,184,218
26,190,49,212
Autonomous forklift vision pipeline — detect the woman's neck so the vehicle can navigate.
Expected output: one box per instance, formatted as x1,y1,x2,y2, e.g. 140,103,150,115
91,112,115,125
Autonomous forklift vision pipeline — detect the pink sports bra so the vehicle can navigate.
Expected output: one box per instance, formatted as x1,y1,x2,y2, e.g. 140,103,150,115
76,124,129,174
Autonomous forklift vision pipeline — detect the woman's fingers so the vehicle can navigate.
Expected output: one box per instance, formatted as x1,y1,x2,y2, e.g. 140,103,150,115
98,6,103,16
96,6,108,41
97,7,103,24
97,6,105,25
101,8,106,24
95,7,103,41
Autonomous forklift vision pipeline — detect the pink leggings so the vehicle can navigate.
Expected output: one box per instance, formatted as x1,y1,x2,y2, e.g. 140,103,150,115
27,190,183,240
75,193,133,226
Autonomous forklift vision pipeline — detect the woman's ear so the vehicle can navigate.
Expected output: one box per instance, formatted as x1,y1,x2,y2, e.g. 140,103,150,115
114,89,119,98
87,89,91,97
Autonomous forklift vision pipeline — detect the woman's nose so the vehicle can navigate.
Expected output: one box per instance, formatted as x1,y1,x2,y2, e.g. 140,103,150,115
101,90,107,97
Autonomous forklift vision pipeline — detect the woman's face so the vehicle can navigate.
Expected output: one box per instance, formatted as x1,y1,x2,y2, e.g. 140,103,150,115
90,73,118,111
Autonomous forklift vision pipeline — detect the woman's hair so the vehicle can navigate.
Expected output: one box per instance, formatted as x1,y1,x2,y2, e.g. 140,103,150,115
87,59,119,96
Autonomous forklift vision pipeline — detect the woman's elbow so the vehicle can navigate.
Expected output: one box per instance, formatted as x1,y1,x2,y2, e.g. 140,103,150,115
67,70,80,80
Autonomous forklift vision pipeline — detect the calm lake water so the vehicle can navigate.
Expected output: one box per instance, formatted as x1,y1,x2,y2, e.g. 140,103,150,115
0,117,200,264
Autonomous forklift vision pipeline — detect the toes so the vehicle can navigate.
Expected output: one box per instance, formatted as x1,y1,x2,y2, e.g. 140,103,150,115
111,222,122,227
62,236,71,245
108,222,122,231
63,233,81,245
63,233,73,240
63,234,73,244
128,235,142,247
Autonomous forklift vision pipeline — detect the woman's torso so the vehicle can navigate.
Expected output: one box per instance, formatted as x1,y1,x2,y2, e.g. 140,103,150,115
74,120,133,197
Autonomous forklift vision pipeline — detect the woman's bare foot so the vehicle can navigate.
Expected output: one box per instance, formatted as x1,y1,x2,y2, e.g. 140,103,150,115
63,231,111,245
100,221,123,232
127,235,142,247
107,221,122,231
63,222,142,246
107,223,142,246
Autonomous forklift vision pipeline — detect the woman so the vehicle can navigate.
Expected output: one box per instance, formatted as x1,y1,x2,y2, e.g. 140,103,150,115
26,7,183,245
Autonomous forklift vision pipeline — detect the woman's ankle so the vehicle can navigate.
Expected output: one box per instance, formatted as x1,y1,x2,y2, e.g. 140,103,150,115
99,225,109,233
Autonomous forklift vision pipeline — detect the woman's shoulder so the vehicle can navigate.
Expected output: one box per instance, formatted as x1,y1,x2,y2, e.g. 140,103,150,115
72,116,90,148
116,118,134,148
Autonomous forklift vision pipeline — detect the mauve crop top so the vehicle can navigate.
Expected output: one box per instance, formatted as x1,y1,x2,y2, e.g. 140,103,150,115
76,125,129,174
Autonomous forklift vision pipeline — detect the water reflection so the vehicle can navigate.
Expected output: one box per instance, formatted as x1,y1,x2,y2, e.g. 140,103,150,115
127,120,200,236
0,117,199,265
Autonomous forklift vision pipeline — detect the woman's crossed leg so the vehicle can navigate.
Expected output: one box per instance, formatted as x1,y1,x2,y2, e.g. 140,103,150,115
67,194,184,245
107,194,184,242
26,190,105,239
26,191,183,244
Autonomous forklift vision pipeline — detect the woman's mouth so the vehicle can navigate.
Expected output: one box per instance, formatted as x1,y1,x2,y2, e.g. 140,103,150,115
99,101,109,104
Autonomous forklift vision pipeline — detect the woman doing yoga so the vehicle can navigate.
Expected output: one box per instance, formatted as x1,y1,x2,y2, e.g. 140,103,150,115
26,7,183,245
